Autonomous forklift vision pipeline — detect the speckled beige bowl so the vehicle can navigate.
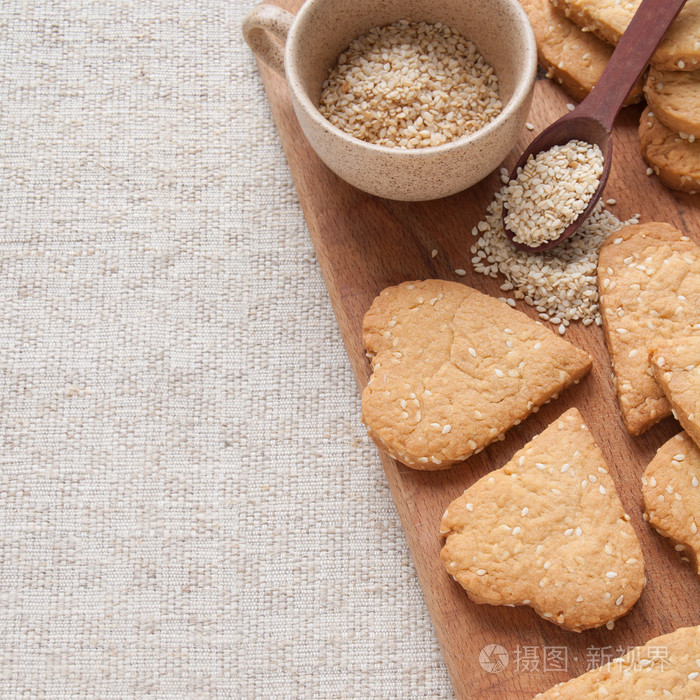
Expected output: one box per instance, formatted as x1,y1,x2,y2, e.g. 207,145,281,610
243,0,536,201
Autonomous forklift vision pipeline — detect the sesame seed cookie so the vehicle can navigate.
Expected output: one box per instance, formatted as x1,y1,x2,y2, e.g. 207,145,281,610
518,0,642,104
645,67,700,139
535,625,700,698
642,432,700,576
440,408,645,632
651,337,700,448
639,107,700,193
551,0,700,71
597,222,700,435
361,280,592,469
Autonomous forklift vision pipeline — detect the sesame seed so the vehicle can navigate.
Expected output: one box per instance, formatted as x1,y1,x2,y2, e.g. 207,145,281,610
616,595,624,606
606,621,614,630
599,485,606,495
521,507,529,516
455,268,467,276
674,453,686,461
466,502,474,511
512,526,522,535
502,140,604,248
471,191,633,327
606,571,617,578
431,249,438,258
319,20,502,149
476,569,486,575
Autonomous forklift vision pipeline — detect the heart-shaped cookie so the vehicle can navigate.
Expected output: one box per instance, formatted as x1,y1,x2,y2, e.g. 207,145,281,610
642,431,700,576
598,223,700,435
651,337,700,448
440,408,645,631
537,626,700,698
362,280,592,469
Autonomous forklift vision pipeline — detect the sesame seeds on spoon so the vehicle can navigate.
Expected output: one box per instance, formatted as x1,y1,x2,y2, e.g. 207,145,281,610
501,0,687,252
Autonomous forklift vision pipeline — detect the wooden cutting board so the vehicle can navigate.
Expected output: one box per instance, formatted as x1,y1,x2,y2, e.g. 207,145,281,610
253,5,700,696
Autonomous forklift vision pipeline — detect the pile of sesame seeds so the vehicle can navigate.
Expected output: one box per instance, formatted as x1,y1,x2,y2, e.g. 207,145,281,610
503,140,605,247
318,19,502,149
469,183,640,334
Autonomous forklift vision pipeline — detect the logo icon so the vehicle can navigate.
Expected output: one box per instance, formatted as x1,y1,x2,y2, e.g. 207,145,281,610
479,644,509,674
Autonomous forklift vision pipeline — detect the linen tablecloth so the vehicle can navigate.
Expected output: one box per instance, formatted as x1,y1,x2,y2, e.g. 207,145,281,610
0,1,454,696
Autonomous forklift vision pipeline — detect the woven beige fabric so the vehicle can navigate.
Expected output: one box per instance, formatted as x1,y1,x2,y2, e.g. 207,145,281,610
0,1,453,697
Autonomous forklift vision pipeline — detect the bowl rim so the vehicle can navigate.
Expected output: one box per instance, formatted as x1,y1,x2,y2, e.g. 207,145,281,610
285,0,538,158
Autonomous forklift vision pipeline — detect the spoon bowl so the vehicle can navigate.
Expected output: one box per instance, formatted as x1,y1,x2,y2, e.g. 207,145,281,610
502,0,687,252
504,115,613,252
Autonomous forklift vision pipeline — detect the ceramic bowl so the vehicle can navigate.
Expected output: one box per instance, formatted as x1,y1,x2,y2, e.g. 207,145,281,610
244,0,537,201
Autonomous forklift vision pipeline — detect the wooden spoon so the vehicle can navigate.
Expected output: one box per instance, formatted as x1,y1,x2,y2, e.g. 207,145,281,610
502,0,687,252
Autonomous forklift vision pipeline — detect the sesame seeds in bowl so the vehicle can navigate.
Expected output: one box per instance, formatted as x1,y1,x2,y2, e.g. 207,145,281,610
282,0,537,200
318,20,503,149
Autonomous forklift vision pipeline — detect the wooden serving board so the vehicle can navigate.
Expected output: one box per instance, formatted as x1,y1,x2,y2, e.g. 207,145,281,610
254,6,700,696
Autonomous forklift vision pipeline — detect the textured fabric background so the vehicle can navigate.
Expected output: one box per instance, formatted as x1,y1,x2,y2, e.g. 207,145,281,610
0,1,454,697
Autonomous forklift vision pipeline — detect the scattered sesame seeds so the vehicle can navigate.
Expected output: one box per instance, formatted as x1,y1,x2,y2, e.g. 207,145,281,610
502,140,604,248
319,20,502,148
470,194,637,330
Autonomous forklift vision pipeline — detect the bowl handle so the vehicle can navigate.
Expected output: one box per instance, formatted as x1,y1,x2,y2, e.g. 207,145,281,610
242,3,294,76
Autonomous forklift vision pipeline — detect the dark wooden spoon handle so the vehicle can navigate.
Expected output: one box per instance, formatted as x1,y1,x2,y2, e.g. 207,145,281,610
574,0,687,130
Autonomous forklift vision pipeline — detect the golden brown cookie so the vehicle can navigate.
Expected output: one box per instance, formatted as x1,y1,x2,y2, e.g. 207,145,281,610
642,432,700,576
551,0,700,71
651,337,700,448
598,222,700,435
640,107,700,193
645,67,700,138
440,408,645,632
518,0,642,104
535,625,700,698
361,280,592,469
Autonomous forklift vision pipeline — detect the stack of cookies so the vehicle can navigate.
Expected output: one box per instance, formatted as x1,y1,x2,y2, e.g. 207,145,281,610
597,222,700,578
518,0,700,193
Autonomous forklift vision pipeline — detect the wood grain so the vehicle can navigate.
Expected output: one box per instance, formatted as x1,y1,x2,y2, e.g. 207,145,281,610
252,5,700,696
